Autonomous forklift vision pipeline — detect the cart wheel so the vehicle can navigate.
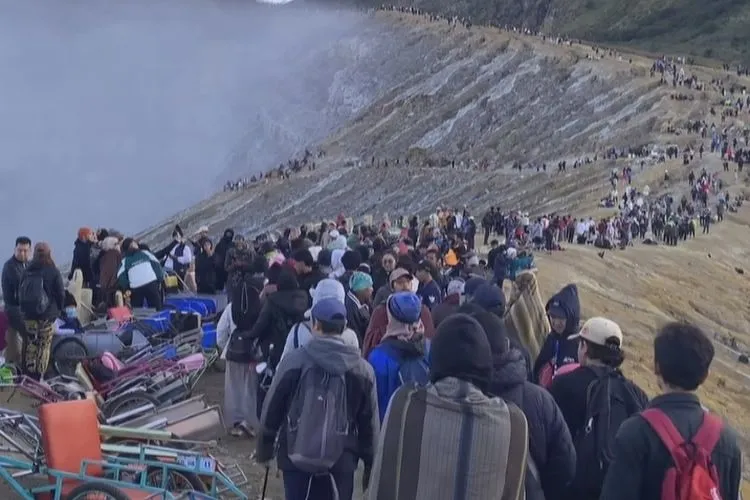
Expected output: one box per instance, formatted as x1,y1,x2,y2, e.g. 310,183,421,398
146,466,208,493
65,481,130,499
52,336,89,377
101,390,161,419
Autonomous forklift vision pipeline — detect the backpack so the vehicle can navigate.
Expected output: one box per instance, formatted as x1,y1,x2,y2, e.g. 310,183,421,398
383,342,430,387
286,347,349,476
573,366,646,496
642,409,724,500
18,271,50,317
226,282,263,364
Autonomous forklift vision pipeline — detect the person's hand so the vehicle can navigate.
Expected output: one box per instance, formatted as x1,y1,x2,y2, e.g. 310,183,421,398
362,465,372,493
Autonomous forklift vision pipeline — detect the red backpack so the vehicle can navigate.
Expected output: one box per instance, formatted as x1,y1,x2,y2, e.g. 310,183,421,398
641,409,724,500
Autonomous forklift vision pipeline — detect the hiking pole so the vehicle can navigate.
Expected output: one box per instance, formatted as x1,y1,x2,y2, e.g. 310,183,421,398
260,465,270,499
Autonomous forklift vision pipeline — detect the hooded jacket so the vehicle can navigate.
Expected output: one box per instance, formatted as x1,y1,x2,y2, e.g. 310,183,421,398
249,288,308,370
490,349,576,499
256,336,379,473
117,250,163,290
533,284,581,384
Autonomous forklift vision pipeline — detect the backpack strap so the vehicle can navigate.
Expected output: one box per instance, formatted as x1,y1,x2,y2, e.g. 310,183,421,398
293,323,301,349
642,409,691,468
502,403,529,500
691,412,723,457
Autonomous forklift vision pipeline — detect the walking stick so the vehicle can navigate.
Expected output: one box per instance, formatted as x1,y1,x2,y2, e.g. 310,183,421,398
260,465,270,499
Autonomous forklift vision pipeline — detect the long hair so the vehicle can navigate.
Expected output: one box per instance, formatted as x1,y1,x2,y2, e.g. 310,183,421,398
33,242,55,267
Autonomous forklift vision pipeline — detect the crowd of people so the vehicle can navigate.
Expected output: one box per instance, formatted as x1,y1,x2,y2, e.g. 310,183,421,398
1,202,744,499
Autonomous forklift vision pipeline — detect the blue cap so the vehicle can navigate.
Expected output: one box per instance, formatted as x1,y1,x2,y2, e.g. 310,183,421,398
387,292,422,324
311,297,348,323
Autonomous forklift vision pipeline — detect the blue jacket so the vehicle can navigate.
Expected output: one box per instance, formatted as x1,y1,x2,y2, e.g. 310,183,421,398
367,338,429,422
533,284,581,382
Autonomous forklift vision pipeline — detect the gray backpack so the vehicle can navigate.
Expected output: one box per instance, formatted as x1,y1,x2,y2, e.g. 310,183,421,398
286,347,349,475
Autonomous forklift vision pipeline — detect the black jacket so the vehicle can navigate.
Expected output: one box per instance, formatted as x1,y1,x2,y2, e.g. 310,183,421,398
600,392,742,500
21,262,65,322
489,349,576,500
69,240,94,285
345,291,370,344
249,288,308,370
195,252,217,294
1,256,27,308
533,284,581,383
298,267,326,301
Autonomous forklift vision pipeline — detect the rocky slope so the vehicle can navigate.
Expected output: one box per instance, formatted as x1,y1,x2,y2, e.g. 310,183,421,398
134,11,750,496
352,0,750,64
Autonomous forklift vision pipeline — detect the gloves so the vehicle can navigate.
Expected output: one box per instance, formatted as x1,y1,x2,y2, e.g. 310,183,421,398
362,465,372,493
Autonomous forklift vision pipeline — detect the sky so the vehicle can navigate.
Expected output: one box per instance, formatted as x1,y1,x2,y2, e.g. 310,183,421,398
0,0,385,262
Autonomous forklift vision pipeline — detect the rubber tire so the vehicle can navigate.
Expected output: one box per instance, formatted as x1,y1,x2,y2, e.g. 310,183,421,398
101,390,161,419
51,336,89,377
146,465,208,493
65,481,130,500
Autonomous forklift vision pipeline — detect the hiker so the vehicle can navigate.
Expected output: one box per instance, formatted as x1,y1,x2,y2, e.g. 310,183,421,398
117,238,164,310
346,271,373,343
367,313,529,500
157,225,193,287
68,227,95,287
213,229,235,291
600,322,742,500
1,236,31,364
280,279,360,360
430,278,465,327
292,248,326,300
415,260,442,310
363,267,436,358
217,272,264,437
337,250,361,292
19,242,65,378
549,317,648,500
248,266,308,414
367,292,429,422
462,303,576,499
533,284,581,387
97,237,121,309
224,234,254,298
195,240,217,294
256,298,379,500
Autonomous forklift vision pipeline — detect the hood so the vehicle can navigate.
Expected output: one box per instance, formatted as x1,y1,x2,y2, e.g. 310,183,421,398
430,377,491,404
304,336,362,375
267,288,309,317
545,283,580,336
381,337,425,358
100,237,120,252
490,349,527,393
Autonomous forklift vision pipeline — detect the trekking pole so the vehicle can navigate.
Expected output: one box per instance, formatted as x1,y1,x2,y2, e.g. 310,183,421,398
260,465,270,499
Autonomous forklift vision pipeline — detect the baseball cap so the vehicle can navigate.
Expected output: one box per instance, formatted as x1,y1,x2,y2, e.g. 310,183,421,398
389,267,413,284
570,317,623,347
311,298,348,324
447,279,466,297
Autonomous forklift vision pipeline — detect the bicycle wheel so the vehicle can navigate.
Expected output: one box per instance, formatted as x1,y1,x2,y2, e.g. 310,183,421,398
146,465,208,493
101,390,160,419
65,481,130,500
52,336,89,377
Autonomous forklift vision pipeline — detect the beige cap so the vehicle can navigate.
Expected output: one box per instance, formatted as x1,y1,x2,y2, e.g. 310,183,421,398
389,268,413,284
570,317,623,347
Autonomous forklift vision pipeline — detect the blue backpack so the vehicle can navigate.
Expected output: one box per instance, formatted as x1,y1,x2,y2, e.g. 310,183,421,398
382,343,429,387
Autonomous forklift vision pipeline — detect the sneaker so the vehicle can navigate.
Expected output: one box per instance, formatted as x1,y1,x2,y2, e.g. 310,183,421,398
238,421,255,438
229,424,244,437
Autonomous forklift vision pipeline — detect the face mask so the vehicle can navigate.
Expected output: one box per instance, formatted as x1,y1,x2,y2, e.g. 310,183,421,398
65,307,78,319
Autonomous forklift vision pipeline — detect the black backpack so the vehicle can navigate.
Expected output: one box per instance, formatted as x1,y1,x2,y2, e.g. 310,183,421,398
226,281,263,364
573,366,646,496
18,270,50,317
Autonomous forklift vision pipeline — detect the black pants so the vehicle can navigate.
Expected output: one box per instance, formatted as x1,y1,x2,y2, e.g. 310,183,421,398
282,468,355,500
131,281,163,310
